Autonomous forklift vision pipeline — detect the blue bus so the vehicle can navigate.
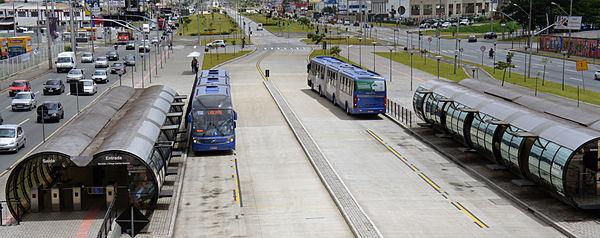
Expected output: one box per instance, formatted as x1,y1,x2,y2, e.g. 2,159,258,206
199,69,230,78
307,56,387,114
197,76,230,87
189,85,237,152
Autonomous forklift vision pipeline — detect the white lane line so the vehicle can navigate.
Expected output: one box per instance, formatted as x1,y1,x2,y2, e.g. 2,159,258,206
18,118,30,126
5,105,10,109
570,77,582,81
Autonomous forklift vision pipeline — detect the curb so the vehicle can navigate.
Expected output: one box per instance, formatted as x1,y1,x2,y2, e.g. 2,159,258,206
382,113,577,238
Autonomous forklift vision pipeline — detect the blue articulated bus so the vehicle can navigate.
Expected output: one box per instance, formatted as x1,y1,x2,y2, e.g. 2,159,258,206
307,56,387,114
199,69,230,78
189,84,237,152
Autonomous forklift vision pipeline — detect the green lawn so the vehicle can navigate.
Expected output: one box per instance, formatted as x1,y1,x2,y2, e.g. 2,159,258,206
202,51,252,70
376,51,470,81
302,36,379,45
178,13,240,36
201,37,252,46
243,13,314,33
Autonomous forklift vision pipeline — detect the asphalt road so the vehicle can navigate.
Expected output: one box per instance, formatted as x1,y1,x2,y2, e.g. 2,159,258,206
0,32,164,172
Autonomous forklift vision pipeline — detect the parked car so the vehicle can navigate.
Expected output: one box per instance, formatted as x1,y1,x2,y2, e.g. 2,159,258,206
43,79,65,95
95,56,109,68
66,68,84,83
124,55,136,66
139,41,151,52
37,101,64,123
468,35,478,42
151,37,159,44
107,51,119,61
441,21,452,28
11,92,37,111
92,69,109,83
126,41,136,50
459,19,470,25
8,80,31,97
80,79,97,95
110,62,127,75
594,70,600,80
81,52,94,63
206,40,226,48
0,125,26,153
483,32,498,39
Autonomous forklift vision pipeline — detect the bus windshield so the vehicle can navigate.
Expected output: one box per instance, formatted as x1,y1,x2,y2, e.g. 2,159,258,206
355,79,385,93
192,109,234,137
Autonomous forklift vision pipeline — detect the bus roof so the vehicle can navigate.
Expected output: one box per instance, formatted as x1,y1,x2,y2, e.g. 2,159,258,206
194,85,230,97
197,77,230,86
200,69,229,78
312,56,384,81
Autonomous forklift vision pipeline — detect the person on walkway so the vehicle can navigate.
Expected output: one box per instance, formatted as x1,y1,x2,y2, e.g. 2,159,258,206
489,48,494,59
191,57,198,73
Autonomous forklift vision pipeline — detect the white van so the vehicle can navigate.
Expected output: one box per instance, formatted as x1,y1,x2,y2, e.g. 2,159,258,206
257,23,263,31
56,52,77,73
142,24,150,33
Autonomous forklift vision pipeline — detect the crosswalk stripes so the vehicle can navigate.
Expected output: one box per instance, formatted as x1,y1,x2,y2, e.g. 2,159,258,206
261,47,313,51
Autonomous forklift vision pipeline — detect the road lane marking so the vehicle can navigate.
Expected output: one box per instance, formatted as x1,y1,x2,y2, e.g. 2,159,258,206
366,129,488,228
18,118,29,126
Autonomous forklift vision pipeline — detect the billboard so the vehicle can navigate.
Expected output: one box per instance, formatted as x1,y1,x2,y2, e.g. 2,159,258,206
555,16,582,30
540,35,600,59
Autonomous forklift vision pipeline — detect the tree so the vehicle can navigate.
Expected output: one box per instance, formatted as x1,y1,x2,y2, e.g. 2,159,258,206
495,60,515,86
307,33,325,44
298,17,310,29
329,46,341,56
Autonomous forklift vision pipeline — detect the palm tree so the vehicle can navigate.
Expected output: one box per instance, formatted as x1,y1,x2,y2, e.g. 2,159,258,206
329,46,341,56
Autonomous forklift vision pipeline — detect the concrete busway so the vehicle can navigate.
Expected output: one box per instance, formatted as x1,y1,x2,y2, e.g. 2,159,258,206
413,79,600,209
4,84,184,231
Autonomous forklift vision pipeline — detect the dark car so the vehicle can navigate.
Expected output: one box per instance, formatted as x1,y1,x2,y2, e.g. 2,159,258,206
483,32,498,39
37,101,64,123
107,51,119,61
110,62,126,74
125,41,136,50
468,35,477,43
124,55,136,66
43,79,65,95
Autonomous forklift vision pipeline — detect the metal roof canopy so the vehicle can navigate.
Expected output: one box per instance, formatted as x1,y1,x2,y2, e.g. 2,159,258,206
459,79,600,131
419,80,600,150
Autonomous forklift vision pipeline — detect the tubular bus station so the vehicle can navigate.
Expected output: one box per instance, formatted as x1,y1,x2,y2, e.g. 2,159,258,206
413,79,600,209
4,85,186,230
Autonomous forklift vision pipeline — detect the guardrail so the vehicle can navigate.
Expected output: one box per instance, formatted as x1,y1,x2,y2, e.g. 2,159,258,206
0,42,64,82
96,198,118,238
386,99,414,127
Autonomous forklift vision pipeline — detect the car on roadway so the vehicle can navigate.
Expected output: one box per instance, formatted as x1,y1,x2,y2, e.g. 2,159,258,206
95,56,109,68
92,69,109,83
343,20,351,26
206,40,226,48
139,41,151,53
595,70,600,80
80,79,97,95
441,21,452,28
468,35,477,43
483,32,498,39
43,79,65,95
126,41,136,50
124,55,136,66
81,52,94,63
0,125,26,153
256,23,263,31
110,62,127,75
37,101,64,123
107,51,119,61
11,92,37,111
459,19,471,25
151,37,159,44
66,68,84,83
8,80,31,97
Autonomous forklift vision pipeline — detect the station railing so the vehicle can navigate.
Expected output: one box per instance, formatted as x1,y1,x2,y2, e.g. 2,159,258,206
96,198,118,238
386,98,414,127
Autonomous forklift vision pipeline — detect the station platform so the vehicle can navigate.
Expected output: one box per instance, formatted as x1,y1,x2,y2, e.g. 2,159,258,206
0,210,105,238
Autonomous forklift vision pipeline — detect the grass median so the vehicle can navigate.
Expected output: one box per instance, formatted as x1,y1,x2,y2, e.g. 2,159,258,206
243,13,313,33
178,13,240,36
375,51,470,81
200,37,251,46
202,50,251,70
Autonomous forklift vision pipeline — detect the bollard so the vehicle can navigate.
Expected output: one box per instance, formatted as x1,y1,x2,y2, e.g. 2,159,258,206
409,111,412,127
401,106,404,122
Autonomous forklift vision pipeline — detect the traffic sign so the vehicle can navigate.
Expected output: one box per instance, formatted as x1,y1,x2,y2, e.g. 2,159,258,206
576,60,588,71
480,46,486,52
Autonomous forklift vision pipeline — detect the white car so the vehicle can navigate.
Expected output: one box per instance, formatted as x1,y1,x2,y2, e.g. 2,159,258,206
256,23,264,31
151,37,159,44
81,52,94,63
441,22,452,28
66,68,84,83
11,92,37,111
594,70,600,80
95,57,109,68
80,79,97,95
460,19,471,25
92,69,109,83
206,40,226,48
0,125,26,153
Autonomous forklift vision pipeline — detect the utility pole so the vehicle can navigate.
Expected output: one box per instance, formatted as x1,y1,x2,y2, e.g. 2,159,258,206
45,0,53,70
567,0,573,57
12,1,17,37
69,0,76,54
527,0,532,78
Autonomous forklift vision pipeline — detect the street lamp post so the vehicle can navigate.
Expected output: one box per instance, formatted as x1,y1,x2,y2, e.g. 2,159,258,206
131,65,135,88
410,51,414,91
493,42,497,73
561,51,566,90
372,42,377,71
359,43,362,67
389,48,392,82
435,56,442,80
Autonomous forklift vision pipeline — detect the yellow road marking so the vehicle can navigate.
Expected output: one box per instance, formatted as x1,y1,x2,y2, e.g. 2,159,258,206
418,173,443,193
454,202,489,228
410,164,420,172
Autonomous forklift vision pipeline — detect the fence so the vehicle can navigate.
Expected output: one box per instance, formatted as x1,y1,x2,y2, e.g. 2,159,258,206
0,42,64,81
386,99,415,127
96,198,118,238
